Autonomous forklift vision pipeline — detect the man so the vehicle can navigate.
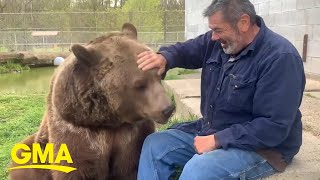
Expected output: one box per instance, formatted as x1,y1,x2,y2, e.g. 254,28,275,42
137,0,305,179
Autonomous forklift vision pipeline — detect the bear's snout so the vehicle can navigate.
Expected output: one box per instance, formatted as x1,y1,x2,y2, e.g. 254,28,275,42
162,105,175,119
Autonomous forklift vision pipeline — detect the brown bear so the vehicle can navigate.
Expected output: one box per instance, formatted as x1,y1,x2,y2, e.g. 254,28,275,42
9,23,175,180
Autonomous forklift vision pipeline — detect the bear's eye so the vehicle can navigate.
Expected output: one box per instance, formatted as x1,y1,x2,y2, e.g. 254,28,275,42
134,80,147,91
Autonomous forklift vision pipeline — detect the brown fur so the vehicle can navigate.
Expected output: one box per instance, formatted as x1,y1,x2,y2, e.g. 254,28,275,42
9,23,174,180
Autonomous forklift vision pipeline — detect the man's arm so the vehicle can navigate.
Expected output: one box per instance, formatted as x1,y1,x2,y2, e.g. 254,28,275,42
137,31,213,74
214,53,305,150
158,31,213,70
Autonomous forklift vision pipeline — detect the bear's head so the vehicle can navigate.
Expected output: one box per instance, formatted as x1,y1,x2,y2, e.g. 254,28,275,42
52,23,175,128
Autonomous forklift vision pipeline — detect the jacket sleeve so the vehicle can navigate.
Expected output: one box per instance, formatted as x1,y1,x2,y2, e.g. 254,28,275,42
158,31,213,70
214,53,305,150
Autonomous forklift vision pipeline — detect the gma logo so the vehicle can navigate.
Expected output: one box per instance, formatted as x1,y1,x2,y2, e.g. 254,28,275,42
8,143,76,173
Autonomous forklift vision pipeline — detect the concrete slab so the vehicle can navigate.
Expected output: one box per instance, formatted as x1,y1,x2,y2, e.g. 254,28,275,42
305,79,320,92
163,79,201,119
164,79,201,98
180,98,201,117
266,131,320,180
305,92,320,99
301,93,320,137
164,79,320,180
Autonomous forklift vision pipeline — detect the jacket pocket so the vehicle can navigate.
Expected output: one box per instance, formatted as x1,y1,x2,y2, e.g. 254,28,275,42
227,76,256,112
202,58,221,86
205,58,221,71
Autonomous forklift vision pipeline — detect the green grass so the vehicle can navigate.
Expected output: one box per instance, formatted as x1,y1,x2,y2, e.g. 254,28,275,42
157,114,197,131
165,68,199,80
0,93,46,180
0,62,30,74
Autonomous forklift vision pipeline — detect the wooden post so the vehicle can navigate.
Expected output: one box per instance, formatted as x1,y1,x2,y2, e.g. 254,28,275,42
302,34,308,62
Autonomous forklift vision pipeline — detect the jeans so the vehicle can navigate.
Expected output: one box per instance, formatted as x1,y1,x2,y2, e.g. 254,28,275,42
138,129,276,180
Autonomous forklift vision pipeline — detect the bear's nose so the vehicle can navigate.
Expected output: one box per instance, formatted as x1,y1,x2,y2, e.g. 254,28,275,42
162,105,175,119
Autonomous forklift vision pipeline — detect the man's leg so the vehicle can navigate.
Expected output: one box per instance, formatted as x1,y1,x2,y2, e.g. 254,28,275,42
179,148,276,180
138,129,196,180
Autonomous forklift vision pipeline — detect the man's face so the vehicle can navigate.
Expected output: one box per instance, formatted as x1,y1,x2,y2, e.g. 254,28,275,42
208,11,243,55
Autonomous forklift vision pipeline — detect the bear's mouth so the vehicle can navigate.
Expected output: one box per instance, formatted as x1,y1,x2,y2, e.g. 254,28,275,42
142,113,171,124
139,104,175,124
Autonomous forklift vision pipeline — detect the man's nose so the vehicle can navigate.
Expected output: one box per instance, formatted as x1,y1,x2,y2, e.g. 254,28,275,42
211,31,219,41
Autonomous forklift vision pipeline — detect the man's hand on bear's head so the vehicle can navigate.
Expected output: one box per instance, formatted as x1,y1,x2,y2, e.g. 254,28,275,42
137,51,167,76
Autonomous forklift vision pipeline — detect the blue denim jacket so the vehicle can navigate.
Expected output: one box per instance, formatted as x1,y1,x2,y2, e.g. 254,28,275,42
159,16,305,164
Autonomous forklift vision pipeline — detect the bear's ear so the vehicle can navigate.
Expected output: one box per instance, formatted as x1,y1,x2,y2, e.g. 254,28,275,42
71,44,98,66
121,23,137,40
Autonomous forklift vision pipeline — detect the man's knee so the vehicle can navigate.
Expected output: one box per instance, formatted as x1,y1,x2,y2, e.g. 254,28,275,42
182,154,205,171
180,154,217,179
142,130,176,154
142,132,163,151
142,129,193,159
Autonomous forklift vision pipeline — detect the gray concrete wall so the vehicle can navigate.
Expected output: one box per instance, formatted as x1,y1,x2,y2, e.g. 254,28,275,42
185,0,211,39
185,0,320,77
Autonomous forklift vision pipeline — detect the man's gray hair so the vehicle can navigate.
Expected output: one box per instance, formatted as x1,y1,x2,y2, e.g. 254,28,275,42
203,0,257,27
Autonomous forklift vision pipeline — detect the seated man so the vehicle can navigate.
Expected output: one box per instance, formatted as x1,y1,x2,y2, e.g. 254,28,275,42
136,0,305,179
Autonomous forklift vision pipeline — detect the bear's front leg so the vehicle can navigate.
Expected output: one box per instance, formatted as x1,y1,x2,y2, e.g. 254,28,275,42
110,120,155,180
51,160,110,180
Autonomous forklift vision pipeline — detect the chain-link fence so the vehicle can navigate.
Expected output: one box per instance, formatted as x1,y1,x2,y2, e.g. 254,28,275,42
0,31,185,52
0,11,185,52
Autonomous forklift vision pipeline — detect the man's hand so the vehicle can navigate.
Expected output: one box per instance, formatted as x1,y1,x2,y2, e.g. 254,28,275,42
194,135,217,154
137,51,167,75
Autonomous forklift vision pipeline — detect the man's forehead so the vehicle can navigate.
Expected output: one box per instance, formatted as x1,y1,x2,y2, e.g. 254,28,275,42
208,11,227,29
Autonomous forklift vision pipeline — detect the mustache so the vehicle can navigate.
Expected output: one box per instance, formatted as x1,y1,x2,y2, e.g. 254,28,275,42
217,39,227,44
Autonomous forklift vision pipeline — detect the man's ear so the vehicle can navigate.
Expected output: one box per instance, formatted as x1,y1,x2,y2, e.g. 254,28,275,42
121,23,138,39
237,14,250,32
71,44,99,66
